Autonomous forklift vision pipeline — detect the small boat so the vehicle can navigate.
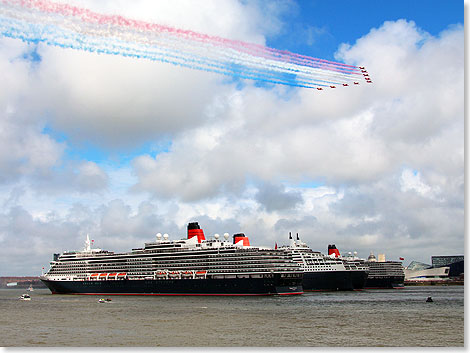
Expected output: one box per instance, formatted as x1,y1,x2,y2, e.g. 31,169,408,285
19,294,31,301
98,298,112,303
27,285,34,292
426,296,433,303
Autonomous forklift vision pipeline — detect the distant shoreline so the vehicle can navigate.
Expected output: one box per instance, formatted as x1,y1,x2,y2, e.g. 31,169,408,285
0,276,47,289
405,280,464,286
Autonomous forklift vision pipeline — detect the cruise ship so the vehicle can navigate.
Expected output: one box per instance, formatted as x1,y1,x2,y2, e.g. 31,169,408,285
40,222,304,296
362,253,405,289
279,233,368,291
331,246,405,289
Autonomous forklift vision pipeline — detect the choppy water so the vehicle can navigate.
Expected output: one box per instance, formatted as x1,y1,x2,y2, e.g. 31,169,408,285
1,286,464,347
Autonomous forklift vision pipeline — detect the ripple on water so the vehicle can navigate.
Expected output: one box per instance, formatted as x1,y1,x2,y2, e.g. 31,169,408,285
0,286,464,347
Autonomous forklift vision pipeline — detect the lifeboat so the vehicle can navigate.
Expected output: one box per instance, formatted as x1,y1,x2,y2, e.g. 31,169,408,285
196,270,207,276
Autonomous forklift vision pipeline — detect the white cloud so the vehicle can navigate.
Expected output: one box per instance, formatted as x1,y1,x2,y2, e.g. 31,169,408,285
76,161,109,192
0,114,64,182
132,20,463,199
356,233,380,247
17,0,285,149
400,168,439,198
337,20,463,144
255,182,303,212
32,46,222,148
0,37,64,183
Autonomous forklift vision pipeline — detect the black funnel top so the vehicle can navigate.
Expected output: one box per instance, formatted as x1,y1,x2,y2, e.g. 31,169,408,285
233,233,246,238
188,222,200,230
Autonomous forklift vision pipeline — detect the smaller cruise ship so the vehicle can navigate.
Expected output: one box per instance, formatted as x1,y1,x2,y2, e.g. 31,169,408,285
279,233,368,291
333,246,405,289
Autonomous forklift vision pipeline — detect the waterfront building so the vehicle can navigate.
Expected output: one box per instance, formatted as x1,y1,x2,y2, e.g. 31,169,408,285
404,256,465,283
404,265,450,282
432,255,464,268
431,255,464,277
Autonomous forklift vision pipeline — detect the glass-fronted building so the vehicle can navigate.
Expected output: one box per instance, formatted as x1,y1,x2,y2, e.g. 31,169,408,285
431,255,464,268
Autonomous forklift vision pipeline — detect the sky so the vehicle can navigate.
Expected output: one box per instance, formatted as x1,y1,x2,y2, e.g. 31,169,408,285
0,0,464,275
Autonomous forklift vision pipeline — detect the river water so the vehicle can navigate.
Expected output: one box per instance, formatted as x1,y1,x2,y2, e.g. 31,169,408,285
1,286,464,347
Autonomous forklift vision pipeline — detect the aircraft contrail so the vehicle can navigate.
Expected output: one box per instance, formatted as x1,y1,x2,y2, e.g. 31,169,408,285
0,0,372,89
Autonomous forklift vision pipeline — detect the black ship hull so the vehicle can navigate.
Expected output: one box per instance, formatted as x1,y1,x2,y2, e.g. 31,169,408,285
364,276,405,289
351,270,368,290
41,275,303,296
302,270,368,291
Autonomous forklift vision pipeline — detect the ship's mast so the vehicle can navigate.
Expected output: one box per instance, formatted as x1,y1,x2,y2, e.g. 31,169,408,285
84,234,91,252
289,232,296,247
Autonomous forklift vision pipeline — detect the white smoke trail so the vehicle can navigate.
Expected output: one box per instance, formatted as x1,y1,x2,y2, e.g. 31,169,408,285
0,0,370,89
